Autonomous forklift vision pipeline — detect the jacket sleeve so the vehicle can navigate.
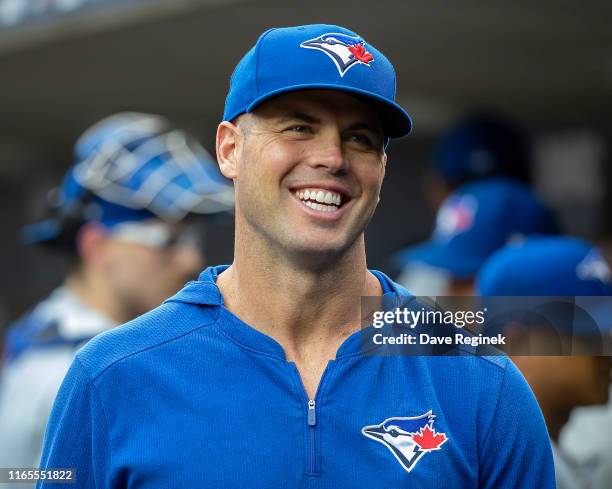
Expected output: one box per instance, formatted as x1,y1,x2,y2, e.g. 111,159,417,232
37,357,113,489
478,359,556,489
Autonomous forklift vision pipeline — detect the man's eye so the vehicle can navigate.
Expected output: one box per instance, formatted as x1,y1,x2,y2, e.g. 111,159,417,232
286,125,312,134
347,133,374,146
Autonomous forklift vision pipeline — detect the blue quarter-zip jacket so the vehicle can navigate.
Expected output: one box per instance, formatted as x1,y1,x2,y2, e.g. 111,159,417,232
38,266,555,488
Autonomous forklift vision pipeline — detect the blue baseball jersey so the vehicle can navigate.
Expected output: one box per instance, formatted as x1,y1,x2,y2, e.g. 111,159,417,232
38,266,555,488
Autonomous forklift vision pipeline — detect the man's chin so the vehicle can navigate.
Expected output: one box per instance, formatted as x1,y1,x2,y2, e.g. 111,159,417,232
283,235,360,265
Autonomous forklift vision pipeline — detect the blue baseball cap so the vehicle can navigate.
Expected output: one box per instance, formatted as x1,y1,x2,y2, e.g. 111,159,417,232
477,237,612,337
477,237,612,297
399,178,559,278
22,112,235,246
434,112,530,186
223,24,412,138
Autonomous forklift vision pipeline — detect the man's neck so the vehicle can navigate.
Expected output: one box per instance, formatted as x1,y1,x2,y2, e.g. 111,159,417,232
65,271,129,325
528,383,571,442
217,232,382,367
540,403,570,443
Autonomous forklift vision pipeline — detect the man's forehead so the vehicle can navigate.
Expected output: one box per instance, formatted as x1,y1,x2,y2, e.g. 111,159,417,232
253,90,382,127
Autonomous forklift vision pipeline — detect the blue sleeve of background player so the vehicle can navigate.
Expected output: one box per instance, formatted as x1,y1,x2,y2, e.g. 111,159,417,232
479,359,556,488
37,357,113,489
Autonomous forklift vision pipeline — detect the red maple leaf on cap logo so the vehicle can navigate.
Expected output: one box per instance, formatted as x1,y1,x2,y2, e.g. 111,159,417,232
348,43,374,64
412,426,448,450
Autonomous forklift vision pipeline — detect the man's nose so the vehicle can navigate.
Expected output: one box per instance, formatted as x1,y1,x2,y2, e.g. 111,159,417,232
307,130,348,173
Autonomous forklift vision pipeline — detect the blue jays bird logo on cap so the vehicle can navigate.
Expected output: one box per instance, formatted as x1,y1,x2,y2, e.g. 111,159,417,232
300,33,374,77
362,411,448,473
576,249,612,284
433,195,478,242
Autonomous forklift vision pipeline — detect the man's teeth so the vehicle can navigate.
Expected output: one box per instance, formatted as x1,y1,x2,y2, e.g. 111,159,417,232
303,201,336,212
296,189,342,210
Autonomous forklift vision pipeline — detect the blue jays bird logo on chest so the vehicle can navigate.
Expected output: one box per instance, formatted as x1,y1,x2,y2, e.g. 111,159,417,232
300,33,375,77
362,411,448,473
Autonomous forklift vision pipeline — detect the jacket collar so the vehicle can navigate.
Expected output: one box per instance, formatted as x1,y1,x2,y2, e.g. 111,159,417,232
166,265,412,358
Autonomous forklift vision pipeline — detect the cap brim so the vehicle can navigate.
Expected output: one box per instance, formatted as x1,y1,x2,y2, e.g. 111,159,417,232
403,241,485,279
244,83,412,138
20,220,63,246
580,299,612,334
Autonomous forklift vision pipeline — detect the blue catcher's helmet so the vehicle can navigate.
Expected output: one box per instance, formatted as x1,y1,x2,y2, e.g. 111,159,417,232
21,112,234,247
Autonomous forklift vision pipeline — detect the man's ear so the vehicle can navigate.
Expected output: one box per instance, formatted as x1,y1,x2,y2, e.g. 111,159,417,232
216,121,242,180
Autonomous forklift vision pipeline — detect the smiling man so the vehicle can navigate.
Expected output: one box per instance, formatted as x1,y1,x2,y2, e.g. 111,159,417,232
37,25,555,488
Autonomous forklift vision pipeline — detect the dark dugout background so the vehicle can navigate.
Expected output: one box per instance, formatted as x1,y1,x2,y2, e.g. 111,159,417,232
0,0,611,330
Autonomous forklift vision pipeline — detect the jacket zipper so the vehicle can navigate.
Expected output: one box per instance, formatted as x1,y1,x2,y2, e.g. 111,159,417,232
290,362,332,476
307,399,317,474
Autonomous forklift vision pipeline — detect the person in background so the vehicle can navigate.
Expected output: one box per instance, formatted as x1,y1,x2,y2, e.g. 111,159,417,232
424,111,531,211
559,240,612,489
391,178,558,296
0,112,234,483
476,236,612,489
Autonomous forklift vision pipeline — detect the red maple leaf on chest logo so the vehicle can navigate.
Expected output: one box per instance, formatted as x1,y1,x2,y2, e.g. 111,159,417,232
348,43,374,64
412,426,448,450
